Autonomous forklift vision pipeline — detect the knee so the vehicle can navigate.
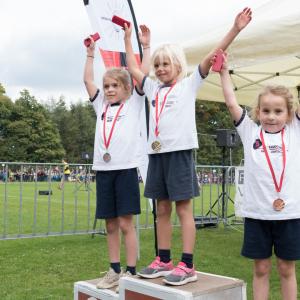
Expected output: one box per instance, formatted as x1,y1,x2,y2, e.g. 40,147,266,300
175,201,192,219
277,260,295,279
105,220,119,235
119,218,134,235
157,202,172,218
254,261,271,278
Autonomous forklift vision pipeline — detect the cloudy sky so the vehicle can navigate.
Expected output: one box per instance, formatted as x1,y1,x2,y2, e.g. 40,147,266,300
0,0,267,105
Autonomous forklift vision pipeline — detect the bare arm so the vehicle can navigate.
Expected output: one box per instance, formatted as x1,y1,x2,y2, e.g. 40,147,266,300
139,25,151,76
83,39,98,99
218,54,243,122
124,23,146,86
200,7,252,76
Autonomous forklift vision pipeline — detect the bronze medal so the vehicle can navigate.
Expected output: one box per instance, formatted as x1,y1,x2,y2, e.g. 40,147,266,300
103,153,111,163
273,198,285,211
151,141,161,152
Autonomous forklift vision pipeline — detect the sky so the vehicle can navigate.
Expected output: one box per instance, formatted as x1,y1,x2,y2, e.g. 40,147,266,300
0,0,267,106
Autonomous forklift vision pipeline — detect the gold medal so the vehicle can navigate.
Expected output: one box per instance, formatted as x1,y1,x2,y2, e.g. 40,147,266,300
103,153,111,163
151,141,161,152
273,198,285,211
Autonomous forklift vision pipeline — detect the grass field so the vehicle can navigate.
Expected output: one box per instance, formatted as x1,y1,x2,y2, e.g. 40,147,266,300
1,181,299,299
0,181,236,237
1,226,299,299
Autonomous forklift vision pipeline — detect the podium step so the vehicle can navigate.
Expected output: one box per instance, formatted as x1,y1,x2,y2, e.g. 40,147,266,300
119,271,246,300
74,272,246,300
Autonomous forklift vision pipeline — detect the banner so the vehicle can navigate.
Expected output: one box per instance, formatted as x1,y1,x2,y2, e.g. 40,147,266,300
234,166,244,217
83,0,141,68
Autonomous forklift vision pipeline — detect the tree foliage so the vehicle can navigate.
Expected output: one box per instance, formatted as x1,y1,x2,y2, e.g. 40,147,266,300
0,83,243,165
0,89,65,162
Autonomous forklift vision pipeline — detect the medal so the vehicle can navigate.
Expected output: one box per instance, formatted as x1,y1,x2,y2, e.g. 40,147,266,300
260,129,286,212
102,103,124,163
103,153,111,163
273,198,285,211
151,141,162,152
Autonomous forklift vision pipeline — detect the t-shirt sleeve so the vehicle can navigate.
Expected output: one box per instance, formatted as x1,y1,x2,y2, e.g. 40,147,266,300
185,66,205,96
91,90,104,116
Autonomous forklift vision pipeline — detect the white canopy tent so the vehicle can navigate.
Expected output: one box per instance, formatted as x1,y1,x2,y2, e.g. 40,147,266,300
183,0,300,105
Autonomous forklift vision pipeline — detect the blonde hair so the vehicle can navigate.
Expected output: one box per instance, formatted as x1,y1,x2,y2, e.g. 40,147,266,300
151,44,187,81
103,67,132,98
250,85,295,123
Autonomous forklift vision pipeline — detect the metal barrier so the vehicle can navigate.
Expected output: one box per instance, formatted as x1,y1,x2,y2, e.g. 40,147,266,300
0,162,238,240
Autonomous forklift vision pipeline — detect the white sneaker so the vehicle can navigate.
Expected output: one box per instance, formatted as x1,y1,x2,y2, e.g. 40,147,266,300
96,268,122,289
115,271,134,293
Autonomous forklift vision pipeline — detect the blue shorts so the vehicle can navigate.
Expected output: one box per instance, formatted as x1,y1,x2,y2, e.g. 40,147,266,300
242,218,300,261
144,150,199,201
95,168,141,219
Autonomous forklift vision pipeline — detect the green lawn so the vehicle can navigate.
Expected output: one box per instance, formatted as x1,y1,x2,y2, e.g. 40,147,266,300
1,226,299,299
1,181,298,299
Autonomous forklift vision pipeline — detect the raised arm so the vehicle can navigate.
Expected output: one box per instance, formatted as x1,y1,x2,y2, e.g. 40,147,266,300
200,7,252,76
139,25,151,76
83,39,98,99
218,53,243,122
124,23,146,86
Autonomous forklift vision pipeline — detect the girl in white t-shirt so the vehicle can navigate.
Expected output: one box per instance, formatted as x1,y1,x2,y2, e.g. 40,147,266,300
124,9,252,286
218,54,300,300
83,26,150,291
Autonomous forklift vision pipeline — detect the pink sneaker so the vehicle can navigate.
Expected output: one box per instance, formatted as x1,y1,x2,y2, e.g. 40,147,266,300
137,256,174,278
163,262,197,286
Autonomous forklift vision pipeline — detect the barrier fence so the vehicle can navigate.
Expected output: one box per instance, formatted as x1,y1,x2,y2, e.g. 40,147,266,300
0,162,240,240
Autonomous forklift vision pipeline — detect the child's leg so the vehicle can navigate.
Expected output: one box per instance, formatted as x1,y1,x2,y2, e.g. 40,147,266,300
175,199,195,254
253,258,272,300
156,199,173,250
119,214,137,270
105,218,120,263
276,258,297,300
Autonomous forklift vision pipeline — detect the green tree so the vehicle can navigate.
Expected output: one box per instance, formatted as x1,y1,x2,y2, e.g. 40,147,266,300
47,99,96,163
0,89,65,162
195,100,243,165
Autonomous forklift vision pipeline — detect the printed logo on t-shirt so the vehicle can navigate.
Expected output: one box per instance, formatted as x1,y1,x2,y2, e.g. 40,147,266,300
253,138,262,150
151,99,155,107
106,114,124,122
268,145,282,153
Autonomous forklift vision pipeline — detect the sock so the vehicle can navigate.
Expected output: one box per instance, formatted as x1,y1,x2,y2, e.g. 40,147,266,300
110,262,121,274
159,249,171,263
181,253,193,268
126,266,136,275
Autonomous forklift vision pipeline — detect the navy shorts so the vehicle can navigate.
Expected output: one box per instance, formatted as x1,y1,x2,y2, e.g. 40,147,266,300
242,218,300,261
95,168,141,219
144,150,199,201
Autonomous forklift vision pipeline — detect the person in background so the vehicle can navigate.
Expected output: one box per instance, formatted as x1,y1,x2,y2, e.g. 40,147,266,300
58,159,70,189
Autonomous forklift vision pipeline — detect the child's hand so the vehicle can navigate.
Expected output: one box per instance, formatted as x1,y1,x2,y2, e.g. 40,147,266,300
211,50,228,73
124,23,132,41
234,7,252,31
87,38,95,56
139,25,150,48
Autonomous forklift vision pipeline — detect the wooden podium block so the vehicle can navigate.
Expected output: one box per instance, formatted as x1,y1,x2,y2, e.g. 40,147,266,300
119,272,246,300
74,279,119,300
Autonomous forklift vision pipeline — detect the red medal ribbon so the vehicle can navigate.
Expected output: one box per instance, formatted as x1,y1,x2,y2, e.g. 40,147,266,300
103,103,124,151
260,128,286,193
154,82,176,137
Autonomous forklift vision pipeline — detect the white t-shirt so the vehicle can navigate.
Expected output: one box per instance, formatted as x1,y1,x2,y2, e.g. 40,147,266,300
236,112,300,220
141,67,205,154
91,88,146,171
